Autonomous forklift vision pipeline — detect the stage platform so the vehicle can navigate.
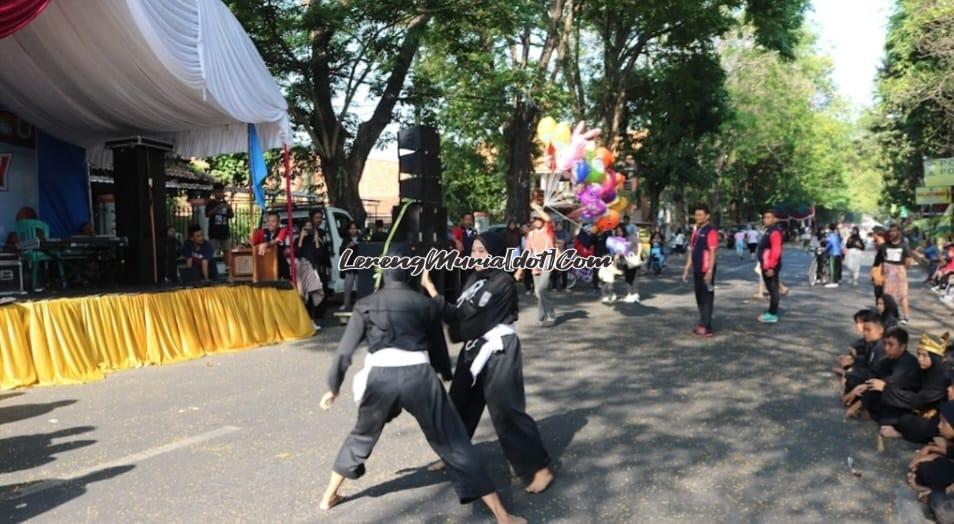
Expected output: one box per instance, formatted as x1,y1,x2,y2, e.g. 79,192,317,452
0,282,314,389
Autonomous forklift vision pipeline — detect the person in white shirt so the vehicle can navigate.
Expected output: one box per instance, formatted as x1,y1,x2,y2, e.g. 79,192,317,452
745,225,759,261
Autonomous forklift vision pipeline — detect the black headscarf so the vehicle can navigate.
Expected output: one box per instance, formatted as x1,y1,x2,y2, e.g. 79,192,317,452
382,244,413,284
880,294,900,328
475,232,506,258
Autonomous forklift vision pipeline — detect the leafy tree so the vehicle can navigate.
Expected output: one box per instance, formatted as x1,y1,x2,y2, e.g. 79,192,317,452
875,0,954,211
228,0,445,225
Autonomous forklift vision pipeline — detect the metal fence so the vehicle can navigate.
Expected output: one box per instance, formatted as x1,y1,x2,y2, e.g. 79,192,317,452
166,201,258,245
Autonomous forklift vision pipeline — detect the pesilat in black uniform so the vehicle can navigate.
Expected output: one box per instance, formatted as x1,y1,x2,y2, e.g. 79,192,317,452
324,248,496,505
429,232,551,486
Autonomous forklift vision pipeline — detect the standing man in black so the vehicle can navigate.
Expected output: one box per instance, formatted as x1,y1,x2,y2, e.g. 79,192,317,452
682,204,719,337
205,182,234,271
318,246,525,524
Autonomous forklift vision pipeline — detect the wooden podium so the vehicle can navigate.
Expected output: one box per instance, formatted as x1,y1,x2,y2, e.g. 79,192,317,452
251,246,278,282
230,246,277,282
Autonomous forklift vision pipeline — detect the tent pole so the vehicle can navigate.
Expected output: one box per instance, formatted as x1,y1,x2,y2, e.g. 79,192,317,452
284,144,296,284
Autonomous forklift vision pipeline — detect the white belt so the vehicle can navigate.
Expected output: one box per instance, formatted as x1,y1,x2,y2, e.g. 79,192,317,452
467,323,516,386
352,348,429,404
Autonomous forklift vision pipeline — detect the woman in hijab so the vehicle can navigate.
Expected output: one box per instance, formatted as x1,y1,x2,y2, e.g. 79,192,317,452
844,226,866,285
421,232,554,494
874,333,949,439
878,294,900,329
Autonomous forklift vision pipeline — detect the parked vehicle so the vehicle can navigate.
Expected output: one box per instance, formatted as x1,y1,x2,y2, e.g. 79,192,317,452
258,205,355,294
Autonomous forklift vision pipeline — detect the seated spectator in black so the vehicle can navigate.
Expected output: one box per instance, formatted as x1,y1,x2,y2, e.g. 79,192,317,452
842,311,886,401
180,225,218,282
895,334,953,444
844,326,919,419
835,309,873,377
870,333,949,440
878,294,900,329
909,402,954,507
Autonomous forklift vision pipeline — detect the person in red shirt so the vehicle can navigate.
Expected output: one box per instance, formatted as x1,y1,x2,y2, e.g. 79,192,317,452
682,204,719,337
250,211,290,279
757,209,784,323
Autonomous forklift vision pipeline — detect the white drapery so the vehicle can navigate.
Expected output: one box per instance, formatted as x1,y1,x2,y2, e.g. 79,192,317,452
0,0,289,166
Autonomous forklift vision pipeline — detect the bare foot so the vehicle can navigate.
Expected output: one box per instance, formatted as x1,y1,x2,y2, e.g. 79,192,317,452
319,492,342,511
500,515,527,524
525,467,554,493
844,402,863,419
880,425,902,439
832,366,846,377
426,459,445,472
780,286,790,296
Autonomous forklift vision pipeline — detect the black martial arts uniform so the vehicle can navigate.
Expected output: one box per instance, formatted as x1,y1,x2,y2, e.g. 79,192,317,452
844,339,885,394
327,263,496,504
916,403,954,494
895,358,951,443
861,350,920,424
433,232,551,482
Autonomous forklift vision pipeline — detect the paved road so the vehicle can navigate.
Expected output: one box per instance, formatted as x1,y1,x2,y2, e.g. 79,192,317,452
1,248,949,523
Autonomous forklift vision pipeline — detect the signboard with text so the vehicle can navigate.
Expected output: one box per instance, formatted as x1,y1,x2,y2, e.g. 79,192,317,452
916,186,952,205
924,157,954,187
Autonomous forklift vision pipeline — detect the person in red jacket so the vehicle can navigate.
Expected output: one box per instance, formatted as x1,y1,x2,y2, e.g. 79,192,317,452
757,209,784,323
682,204,720,337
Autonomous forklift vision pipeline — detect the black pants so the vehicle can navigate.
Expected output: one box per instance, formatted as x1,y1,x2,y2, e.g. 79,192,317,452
551,270,567,290
896,413,940,444
829,255,843,284
333,364,495,503
449,335,550,480
762,268,780,315
917,456,954,491
861,390,910,425
693,268,716,331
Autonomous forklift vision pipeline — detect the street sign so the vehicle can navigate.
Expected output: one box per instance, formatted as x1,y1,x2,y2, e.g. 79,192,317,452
924,158,954,186
916,186,952,205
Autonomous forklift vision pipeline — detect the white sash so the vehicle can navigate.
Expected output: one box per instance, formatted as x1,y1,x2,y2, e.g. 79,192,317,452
467,323,516,386
352,348,430,404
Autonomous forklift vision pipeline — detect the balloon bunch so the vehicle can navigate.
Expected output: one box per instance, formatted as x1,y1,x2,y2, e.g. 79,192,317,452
537,117,629,233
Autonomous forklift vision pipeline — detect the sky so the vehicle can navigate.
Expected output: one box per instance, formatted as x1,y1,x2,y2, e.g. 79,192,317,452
808,0,894,109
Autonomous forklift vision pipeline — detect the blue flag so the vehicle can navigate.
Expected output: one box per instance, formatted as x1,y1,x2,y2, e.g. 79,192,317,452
248,123,267,208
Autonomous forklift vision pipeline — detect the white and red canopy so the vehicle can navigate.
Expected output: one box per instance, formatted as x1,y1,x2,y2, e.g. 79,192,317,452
0,0,289,165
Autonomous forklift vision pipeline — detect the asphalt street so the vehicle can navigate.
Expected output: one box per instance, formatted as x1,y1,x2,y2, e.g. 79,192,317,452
1,247,951,523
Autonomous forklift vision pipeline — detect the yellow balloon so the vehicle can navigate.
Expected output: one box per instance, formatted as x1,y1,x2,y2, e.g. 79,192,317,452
552,122,572,145
536,117,557,144
609,196,629,212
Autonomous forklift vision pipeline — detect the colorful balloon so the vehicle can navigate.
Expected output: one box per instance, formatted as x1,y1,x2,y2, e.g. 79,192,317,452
606,236,631,256
595,210,621,231
590,158,605,174
586,169,604,184
553,122,572,146
595,146,615,167
536,116,557,144
600,188,617,204
609,196,629,212
573,159,590,184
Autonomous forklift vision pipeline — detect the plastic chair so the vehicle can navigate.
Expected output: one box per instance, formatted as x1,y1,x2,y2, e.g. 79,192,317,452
15,219,64,289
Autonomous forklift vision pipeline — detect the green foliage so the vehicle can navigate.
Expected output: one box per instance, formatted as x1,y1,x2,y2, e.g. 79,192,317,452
705,28,877,222
874,0,954,211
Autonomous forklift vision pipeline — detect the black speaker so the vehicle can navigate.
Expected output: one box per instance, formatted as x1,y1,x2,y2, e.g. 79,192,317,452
391,203,447,246
107,137,173,285
398,149,440,175
398,126,439,152
399,175,442,203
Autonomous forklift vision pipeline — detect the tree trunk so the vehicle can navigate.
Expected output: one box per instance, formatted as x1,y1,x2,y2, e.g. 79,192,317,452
503,102,538,224
321,151,367,227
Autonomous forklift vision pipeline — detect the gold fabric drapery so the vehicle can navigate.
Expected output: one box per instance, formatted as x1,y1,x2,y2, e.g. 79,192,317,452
0,285,313,389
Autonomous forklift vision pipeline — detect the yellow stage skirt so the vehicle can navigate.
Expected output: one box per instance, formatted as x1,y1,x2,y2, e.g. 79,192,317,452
0,285,314,389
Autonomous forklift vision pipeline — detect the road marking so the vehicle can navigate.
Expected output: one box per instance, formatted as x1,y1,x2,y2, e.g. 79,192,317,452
4,426,241,501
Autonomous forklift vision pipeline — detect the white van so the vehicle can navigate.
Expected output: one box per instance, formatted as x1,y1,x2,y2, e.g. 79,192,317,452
261,205,355,294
